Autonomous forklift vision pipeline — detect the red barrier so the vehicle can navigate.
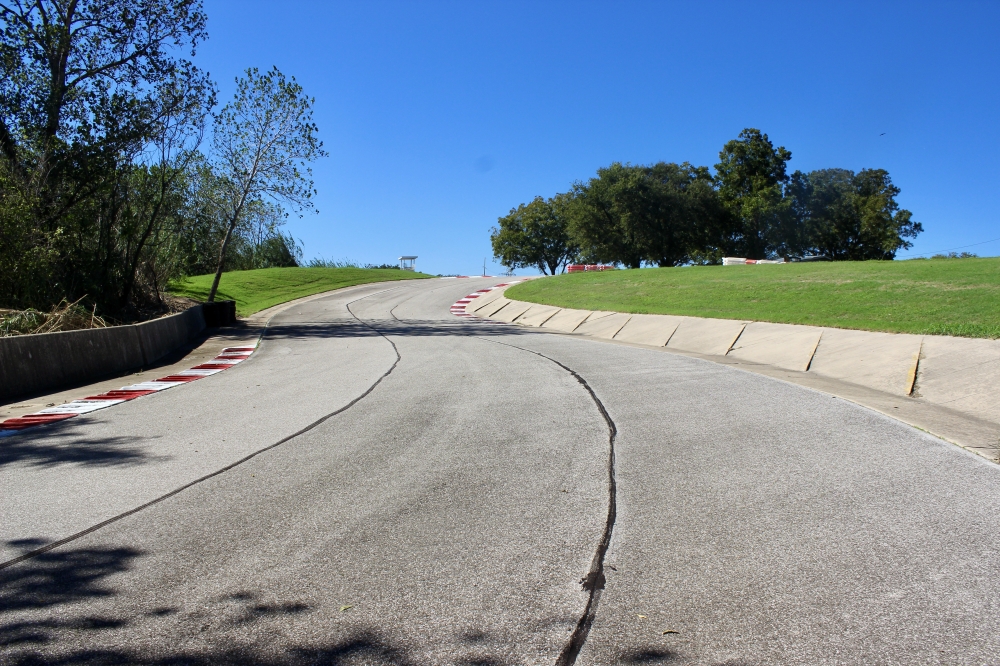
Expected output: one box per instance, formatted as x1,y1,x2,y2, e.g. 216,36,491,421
0,413,77,430
567,264,616,273
154,374,203,382
83,390,156,401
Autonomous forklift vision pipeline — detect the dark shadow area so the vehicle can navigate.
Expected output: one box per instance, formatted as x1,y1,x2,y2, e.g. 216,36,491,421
0,544,145,648
2,629,420,665
262,318,532,342
458,630,489,644
215,591,312,626
0,543,144,612
619,647,680,664
0,616,129,649
0,425,165,469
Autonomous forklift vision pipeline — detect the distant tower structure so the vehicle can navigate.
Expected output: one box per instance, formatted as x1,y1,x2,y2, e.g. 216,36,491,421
399,256,417,271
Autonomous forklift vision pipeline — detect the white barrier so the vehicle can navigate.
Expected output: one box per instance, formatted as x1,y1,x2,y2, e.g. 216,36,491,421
722,257,786,265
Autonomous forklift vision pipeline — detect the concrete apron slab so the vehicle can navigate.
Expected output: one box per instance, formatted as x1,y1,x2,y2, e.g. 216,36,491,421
465,288,507,313
513,304,561,327
474,291,1000,460
916,336,1000,425
728,321,823,372
491,300,533,323
667,317,748,356
612,314,683,347
808,328,923,397
574,312,632,339
474,297,512,318
541,308,593,333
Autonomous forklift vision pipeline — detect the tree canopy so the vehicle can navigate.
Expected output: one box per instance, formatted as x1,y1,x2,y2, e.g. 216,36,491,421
490,195,578,275
567,162,725,268
788,168,923,260
714,128,796,259
0,2,320,319
492,128,921,273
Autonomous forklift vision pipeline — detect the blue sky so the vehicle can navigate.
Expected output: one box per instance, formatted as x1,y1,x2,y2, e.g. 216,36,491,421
195,1,1000,275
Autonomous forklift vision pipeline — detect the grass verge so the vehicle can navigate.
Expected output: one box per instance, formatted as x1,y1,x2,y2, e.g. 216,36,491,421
168,267,432,317
504,257,1000,339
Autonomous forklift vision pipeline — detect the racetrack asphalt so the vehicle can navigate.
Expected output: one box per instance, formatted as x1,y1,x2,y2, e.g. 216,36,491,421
2,278,1000,665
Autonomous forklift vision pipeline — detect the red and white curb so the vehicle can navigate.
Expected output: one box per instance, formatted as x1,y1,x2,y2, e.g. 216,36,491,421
0,345,258,438
450,281,528,319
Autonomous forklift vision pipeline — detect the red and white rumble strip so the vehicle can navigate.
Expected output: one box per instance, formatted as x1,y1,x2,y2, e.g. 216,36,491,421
0,345,258,438
449,281,525,318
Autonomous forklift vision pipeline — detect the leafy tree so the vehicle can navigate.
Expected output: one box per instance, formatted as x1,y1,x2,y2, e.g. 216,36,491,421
116,80,214,309
715,128,795,259
491,194,578,275
0,0,211,212
0,0,214,315
787,168,922,260
222,199,301,270
569,162,724,268
643,162,723,267
0,161,57,308
850,169,921,259
569,163,653,269
207,66,325,301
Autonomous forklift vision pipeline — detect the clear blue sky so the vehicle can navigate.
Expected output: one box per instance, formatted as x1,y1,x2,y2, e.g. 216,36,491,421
196,0,1000,275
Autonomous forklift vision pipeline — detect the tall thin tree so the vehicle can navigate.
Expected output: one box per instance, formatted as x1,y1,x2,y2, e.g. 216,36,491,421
207,66,325,302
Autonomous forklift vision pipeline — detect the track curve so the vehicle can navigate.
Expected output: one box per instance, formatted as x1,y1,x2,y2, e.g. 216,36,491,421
2,277,1000,664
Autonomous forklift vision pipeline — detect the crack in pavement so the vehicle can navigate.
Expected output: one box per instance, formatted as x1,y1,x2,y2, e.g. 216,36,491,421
383,297,618,665
0,290,404,572
474,337,618,666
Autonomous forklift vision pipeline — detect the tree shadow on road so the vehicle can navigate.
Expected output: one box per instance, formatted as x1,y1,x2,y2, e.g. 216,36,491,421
0,546,422,665
0,541,145,649
0,424,165,470
3,629,421,665
262,319,533,342
619,646,681,663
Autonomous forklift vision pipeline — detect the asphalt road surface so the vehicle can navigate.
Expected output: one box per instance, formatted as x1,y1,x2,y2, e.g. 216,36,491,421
3,278,1000,665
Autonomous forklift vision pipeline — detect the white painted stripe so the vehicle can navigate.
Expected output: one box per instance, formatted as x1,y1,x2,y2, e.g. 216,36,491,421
119,381,185,391
39,400,125,414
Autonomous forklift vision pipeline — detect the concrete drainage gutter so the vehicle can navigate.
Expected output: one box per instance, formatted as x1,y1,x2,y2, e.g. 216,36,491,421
462,286,1000,459
0,302,236,403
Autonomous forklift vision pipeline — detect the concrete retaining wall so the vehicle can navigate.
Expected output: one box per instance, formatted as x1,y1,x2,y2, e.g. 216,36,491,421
0,306,207,402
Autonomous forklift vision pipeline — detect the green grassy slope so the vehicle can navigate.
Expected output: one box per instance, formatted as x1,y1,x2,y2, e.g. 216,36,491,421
505,258,1000,338
168,267,432,317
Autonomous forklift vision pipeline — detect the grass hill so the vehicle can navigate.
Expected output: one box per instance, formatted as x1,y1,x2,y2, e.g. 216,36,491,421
169,267,432,317
504,257,1000,339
